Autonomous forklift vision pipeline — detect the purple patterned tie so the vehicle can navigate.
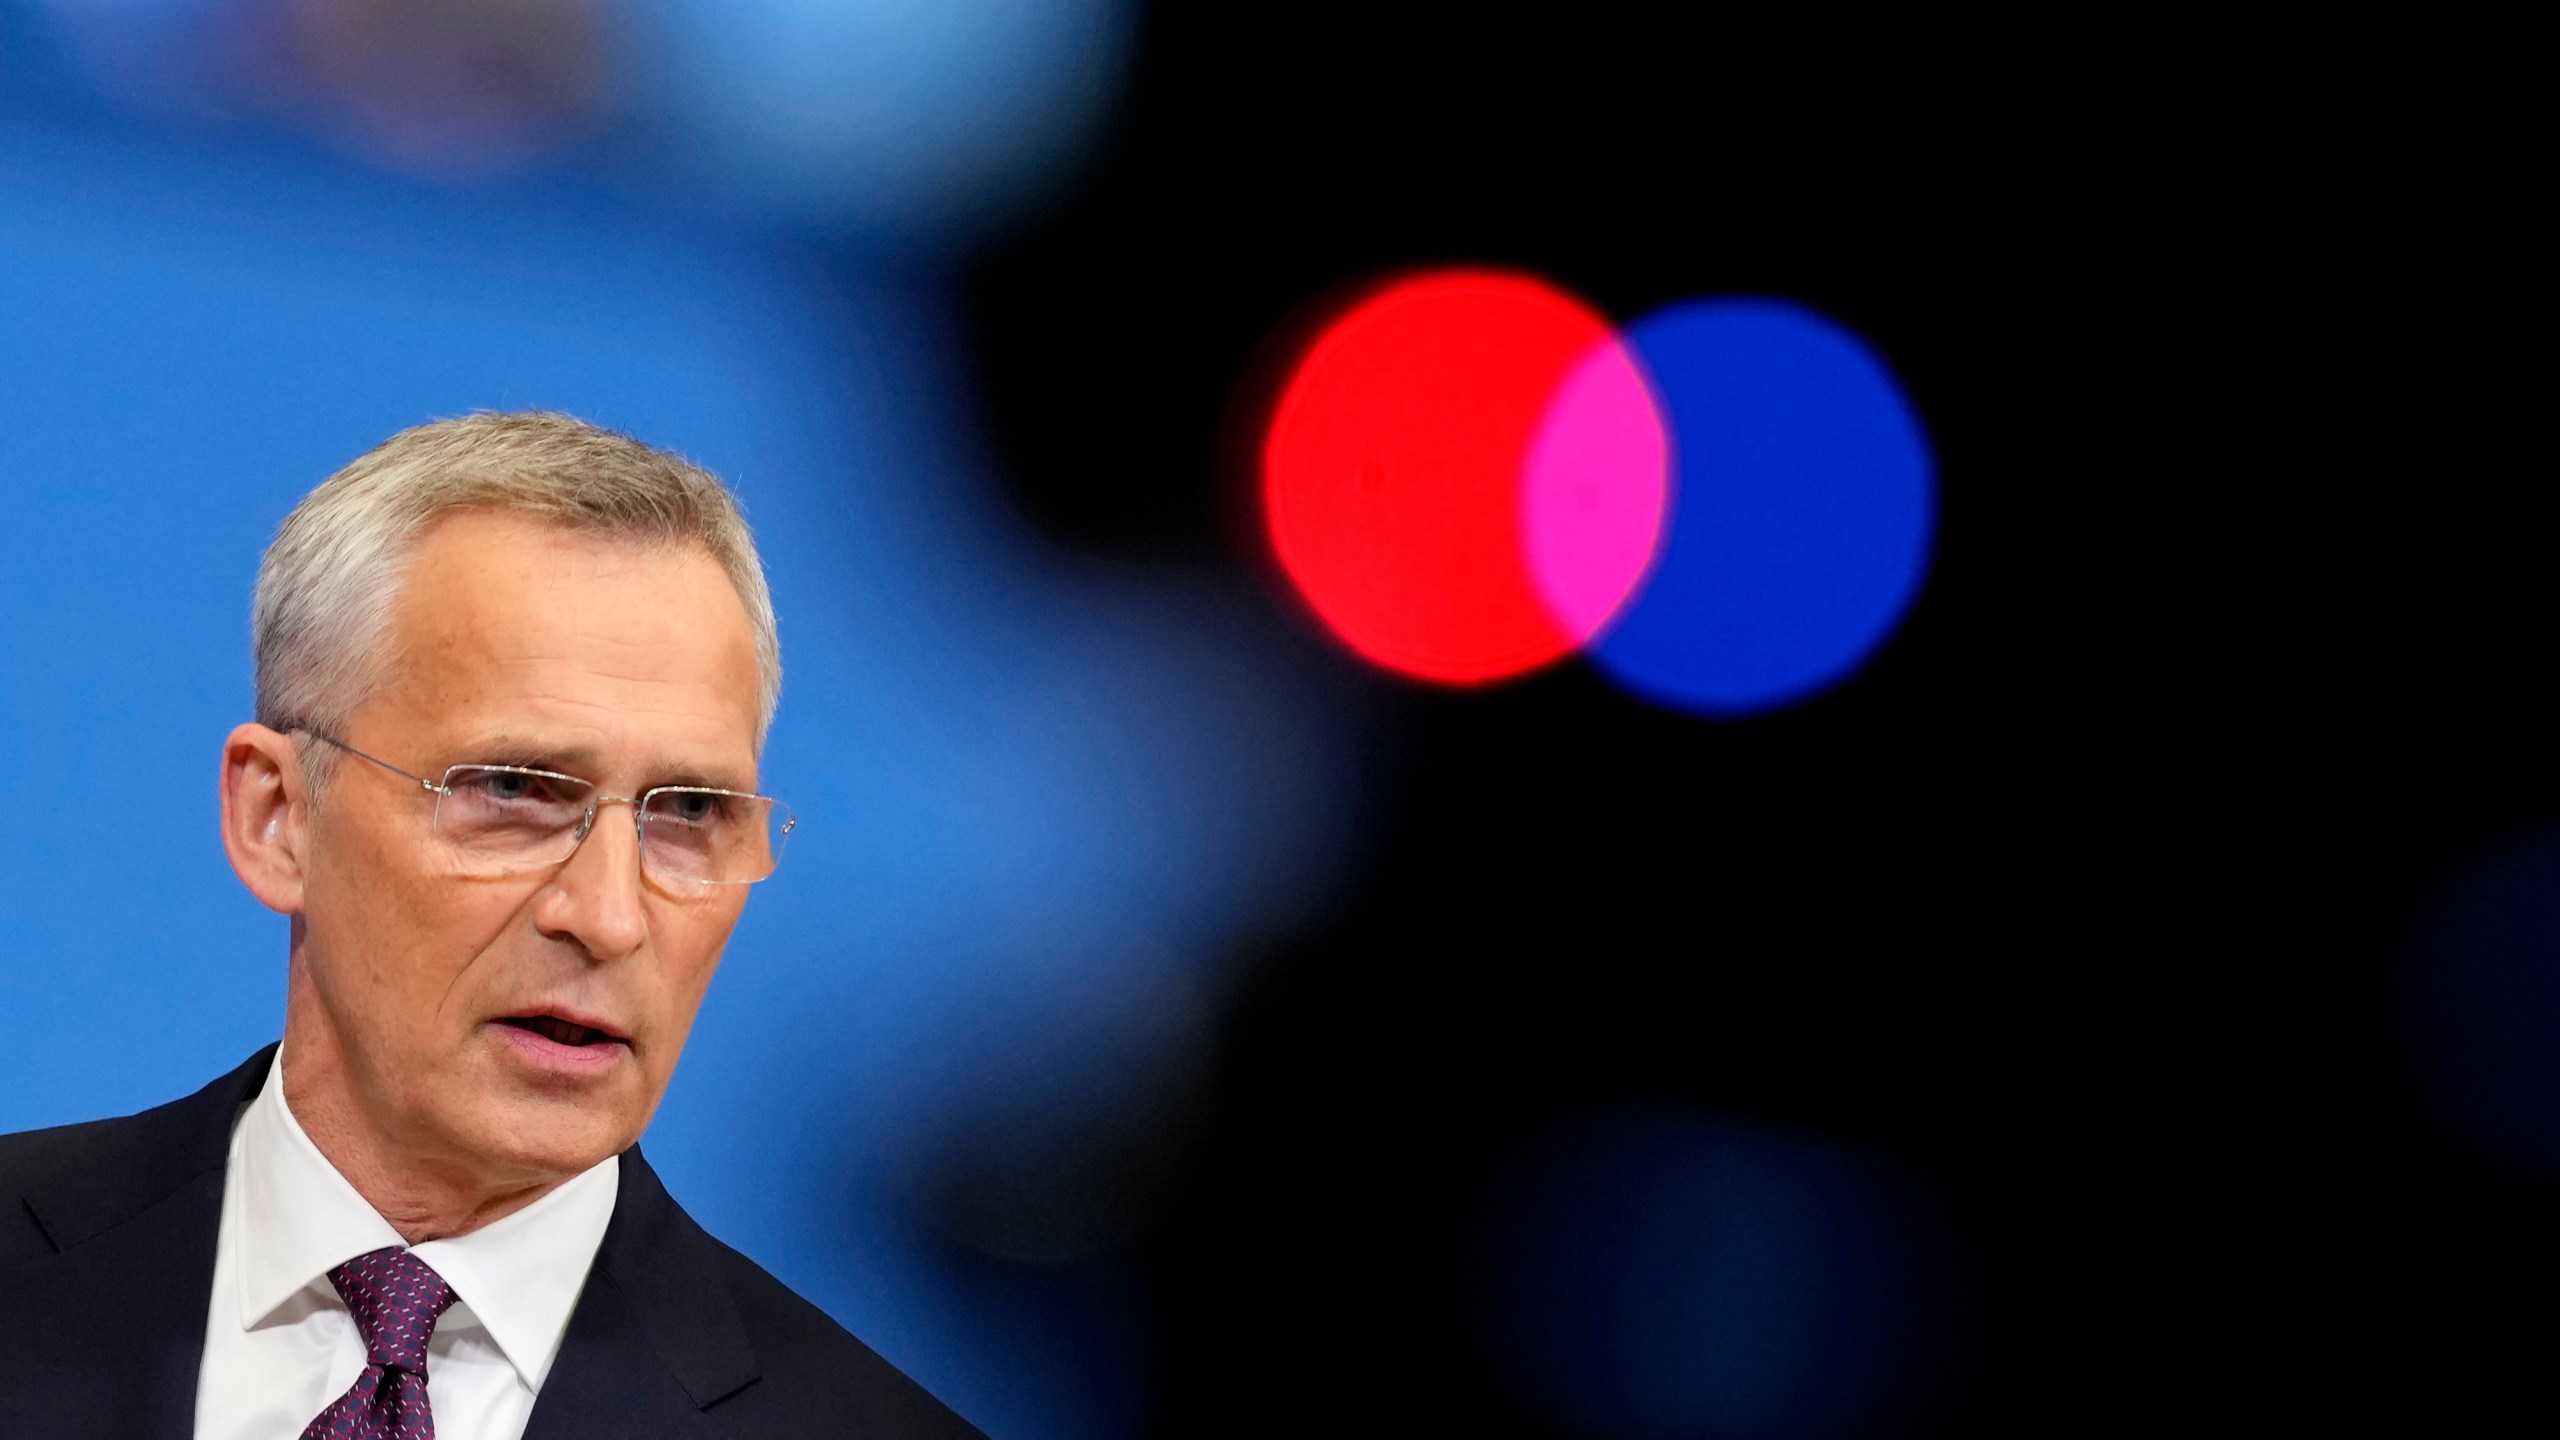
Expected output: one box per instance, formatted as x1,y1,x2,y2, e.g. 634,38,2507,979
298,1247,457,1440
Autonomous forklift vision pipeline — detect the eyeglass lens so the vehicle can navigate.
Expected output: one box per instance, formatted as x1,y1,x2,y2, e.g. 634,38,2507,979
433,766,790,885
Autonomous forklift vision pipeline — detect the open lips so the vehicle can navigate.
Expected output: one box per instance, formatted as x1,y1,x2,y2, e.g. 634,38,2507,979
498,1014,627,1048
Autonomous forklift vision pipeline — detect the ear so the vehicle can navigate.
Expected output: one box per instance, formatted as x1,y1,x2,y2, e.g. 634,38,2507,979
222,723,310,915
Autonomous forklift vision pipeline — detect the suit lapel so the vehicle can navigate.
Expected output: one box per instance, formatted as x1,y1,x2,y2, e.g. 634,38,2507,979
524,1146,761,1439
0,1054,764,1440
0,1047,271,1440
0,1167,229,1438
521,1265,723,1437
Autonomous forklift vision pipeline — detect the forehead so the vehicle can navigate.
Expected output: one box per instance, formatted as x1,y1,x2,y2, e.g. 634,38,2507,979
361,508,763,777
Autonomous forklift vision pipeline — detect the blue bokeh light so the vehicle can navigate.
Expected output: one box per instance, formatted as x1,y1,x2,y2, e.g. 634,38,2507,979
626,0,1139,242
2404,825,2560,1176
1589,298,1934,715
1472,1106,1966,1439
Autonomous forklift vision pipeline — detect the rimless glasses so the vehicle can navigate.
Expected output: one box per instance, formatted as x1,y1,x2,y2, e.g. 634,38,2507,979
294,730,794,890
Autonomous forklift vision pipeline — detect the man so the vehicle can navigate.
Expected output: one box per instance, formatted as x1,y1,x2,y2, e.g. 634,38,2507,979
0,414,983,1437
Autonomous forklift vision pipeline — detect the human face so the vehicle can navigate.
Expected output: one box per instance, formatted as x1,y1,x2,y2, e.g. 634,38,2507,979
286,508,764,1189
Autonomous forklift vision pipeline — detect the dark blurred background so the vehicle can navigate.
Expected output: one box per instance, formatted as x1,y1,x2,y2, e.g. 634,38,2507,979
2,2,2534,1434
972,11,2120,1432
964,9,2540,1432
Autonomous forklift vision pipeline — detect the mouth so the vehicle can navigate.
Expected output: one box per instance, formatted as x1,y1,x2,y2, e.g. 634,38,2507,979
498,1014,626,1048
491,1011,632,1073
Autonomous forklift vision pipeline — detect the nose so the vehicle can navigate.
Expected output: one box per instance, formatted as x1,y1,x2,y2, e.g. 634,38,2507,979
533,797,649,963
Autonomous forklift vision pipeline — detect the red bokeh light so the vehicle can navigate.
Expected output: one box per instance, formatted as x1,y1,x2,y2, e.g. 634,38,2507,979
1262,270,1617,684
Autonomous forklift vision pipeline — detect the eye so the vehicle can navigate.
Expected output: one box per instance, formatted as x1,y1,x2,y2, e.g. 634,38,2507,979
457,769,574,806
659,790,724,825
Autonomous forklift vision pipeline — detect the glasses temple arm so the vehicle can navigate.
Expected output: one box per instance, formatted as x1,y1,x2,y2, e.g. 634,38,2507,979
292,728,447,794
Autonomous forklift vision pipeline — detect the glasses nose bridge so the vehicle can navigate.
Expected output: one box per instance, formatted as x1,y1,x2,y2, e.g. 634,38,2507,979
569,792,645,845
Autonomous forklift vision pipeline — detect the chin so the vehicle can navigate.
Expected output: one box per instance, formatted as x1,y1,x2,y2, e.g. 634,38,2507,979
447,1091,641,1181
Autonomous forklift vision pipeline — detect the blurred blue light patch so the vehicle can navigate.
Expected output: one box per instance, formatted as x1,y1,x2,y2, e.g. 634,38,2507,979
618,0,1138,242
2404,825,2560,1176
11,0,1138,245
0,125,1360,1440
1590,299,1934,715
1472,1106,1969,1439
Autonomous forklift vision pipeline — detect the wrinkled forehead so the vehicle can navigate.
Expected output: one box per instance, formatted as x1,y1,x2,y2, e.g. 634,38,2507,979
363,511,764,782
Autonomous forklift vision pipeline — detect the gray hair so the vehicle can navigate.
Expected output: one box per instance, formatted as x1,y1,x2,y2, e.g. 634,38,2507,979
253,412,782,773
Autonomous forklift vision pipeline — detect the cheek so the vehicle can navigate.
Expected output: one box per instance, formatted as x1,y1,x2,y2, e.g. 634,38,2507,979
308,827,532,1027
647,904,742,1022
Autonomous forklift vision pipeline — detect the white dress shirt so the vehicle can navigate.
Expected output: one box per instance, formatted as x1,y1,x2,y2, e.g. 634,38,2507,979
193,1055,619,1440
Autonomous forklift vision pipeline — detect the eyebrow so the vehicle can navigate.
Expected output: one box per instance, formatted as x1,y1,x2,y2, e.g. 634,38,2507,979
455,737,759,794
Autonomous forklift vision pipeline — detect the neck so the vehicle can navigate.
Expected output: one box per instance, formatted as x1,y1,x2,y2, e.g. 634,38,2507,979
278,989,567,1245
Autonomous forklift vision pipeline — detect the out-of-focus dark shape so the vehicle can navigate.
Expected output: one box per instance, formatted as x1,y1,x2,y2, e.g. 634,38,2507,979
1471,1106,1968,1439
1590,298,1935,716
2404,824,2560,1176
914,956,1211,1268
276,0,608,172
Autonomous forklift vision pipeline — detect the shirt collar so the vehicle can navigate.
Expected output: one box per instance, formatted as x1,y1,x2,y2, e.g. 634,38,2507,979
233,1052,621,1395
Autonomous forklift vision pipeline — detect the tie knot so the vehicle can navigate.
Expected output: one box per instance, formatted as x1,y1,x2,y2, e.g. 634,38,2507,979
326,1247,456,1374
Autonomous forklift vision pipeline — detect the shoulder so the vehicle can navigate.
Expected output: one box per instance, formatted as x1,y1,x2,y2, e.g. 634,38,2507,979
603,1149,985,1439
703,1234,987,1439
0,1043,259,1275
0,1049,267,1277
0,1112,123,1179
0,1116,128,1268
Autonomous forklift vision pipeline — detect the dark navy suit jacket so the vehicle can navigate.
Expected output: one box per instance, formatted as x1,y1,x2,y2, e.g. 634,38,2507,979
0,1047,985,1438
